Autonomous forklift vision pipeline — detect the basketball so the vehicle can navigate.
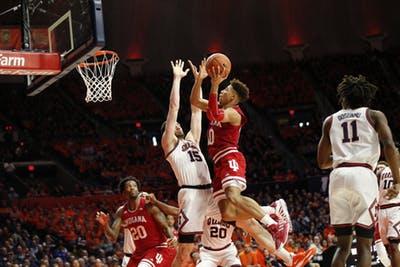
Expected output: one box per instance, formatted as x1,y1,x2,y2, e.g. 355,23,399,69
205,53,231,78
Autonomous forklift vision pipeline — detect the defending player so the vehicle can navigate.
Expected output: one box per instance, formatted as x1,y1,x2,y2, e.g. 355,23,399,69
376,161,400,266
95,177,177,267
161,59,212,266
317,75,400,266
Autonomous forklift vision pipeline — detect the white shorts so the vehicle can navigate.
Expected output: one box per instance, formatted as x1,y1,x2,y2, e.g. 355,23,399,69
378,205,400,243
329,167,378,228
121,255,130,267
178,188,212,234
197,243,240,267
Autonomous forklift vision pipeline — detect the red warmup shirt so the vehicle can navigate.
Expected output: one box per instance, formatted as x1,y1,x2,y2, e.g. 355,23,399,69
121,198,167,257
207,105,247,160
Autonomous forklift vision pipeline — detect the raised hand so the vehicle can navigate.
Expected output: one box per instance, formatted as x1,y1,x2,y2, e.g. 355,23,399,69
170,59,189,79
139,192,156,204
209,64,225,86
188,58,207,80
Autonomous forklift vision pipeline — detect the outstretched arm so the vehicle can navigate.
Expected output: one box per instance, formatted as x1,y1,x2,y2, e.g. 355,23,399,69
146,204,177,248
145,193,179,217
96,207,123,242
207,65,240,124
186,94,202,145
161,60,189,155
317,116,333,169
189,59,209,111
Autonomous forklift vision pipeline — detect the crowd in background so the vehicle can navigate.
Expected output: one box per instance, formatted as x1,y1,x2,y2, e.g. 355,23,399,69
1,51,400,266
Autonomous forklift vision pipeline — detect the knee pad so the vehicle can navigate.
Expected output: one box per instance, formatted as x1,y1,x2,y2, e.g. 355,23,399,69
178,233,196,243
334,225,353,236
389,239,400,244
355,225,374,239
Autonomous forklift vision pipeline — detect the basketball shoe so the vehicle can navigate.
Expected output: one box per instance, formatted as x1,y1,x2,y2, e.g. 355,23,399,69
267,214,290,249
290,247,317,267
271,198,293,233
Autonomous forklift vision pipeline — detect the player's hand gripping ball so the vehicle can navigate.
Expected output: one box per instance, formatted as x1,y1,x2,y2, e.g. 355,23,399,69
205,53,231,78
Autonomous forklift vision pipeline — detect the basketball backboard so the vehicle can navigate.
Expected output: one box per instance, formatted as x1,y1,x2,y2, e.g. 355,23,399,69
0,0,105,95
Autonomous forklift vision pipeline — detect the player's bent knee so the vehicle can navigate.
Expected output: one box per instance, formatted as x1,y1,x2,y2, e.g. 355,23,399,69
225,191,241,205
218,200,237,221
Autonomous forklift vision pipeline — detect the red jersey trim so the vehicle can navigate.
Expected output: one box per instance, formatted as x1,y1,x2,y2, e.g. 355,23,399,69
379,203,400,209
365,108,376,129
327,115,333,132
355,222,375,229
336,162,372,170
203,242,232,251
164,139,181,159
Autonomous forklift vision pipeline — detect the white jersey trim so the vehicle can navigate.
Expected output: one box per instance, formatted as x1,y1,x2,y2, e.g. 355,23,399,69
213,147,238,163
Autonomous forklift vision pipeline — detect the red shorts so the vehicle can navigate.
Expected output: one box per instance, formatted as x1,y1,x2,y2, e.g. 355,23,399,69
213,152,247,202
127,247,176,267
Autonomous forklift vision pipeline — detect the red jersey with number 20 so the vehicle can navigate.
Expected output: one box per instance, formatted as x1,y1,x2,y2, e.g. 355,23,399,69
207,105,247,162
121,198,167,257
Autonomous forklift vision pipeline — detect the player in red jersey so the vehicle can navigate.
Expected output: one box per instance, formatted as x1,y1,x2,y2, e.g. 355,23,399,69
96,177,177,267
188,59,311,265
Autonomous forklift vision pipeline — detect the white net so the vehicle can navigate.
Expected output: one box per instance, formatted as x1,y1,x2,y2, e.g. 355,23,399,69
76,50,119,103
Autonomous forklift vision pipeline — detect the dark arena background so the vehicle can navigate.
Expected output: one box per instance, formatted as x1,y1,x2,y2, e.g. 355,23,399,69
1,0,400,266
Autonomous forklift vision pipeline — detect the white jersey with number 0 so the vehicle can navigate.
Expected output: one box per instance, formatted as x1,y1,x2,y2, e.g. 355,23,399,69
166,139,211,186
330,107,380,169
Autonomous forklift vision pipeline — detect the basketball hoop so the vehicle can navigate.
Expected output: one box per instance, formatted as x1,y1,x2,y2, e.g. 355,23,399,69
76,50,119,103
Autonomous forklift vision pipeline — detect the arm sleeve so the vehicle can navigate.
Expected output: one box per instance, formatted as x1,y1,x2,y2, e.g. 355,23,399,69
207,93,225,121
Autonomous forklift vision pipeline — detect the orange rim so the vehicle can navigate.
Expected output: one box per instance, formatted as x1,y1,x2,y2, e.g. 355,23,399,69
78,50,119,68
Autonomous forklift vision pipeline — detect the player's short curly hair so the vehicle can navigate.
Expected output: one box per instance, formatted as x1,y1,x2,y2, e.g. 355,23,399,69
337,75,378,109
231,78,249,103
118,176,141,194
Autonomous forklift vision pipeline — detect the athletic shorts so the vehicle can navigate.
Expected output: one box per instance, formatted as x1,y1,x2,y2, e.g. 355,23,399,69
212,151,247,203
127,247,176,267
197,243,241,267
378,205,400,244
122,255,131,267
178,187,212,235
329,166,378,229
